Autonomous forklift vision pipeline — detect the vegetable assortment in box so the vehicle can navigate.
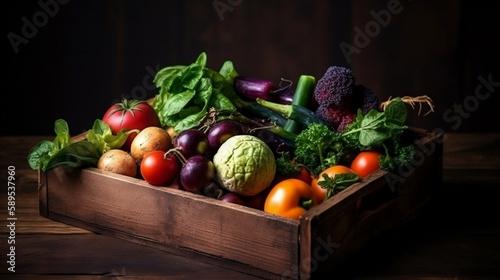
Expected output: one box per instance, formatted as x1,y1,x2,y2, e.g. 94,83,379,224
32,52,443,279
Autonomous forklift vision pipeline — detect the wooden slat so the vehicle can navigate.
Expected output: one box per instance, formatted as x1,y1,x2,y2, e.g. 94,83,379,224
43,167,300,279
299,171,389,279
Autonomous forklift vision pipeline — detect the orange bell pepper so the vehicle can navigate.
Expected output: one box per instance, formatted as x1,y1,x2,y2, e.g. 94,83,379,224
264,178,319,220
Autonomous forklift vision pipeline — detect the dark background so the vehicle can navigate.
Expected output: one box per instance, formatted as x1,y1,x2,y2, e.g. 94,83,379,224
2,0,499,136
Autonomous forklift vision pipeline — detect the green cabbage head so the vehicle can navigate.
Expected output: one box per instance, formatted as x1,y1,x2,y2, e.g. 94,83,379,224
213,135,276,196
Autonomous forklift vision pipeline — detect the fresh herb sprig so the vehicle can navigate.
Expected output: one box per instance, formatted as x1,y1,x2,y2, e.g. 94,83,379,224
318,173,361,200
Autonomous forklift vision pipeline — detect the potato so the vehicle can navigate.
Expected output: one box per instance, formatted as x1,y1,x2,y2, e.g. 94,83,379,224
130,126,172,163
165,126,178,139
98,149,137,177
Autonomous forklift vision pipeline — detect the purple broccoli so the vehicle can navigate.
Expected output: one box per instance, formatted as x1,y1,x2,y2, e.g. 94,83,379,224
313,66,380,131
313,66,356,107
352,85,380,114
315,103,356,132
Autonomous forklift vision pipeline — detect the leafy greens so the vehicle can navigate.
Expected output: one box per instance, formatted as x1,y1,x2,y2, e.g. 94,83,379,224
28,119,134,171
152,52,238,132
342,97,407,147
293,97,415,176
318,173,361,200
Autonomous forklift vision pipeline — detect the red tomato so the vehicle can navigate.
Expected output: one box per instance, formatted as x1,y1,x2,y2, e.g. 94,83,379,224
273,165,312,187
310,165,354,203
102,99,161,151
140,151,180,186
296,166,313,185
350,151,381,179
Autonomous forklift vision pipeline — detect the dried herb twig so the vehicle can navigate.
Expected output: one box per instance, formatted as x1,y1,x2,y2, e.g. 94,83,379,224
380,95,435,116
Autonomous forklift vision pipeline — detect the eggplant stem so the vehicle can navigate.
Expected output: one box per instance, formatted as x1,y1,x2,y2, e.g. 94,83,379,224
164,147,187,165
273,78,293,93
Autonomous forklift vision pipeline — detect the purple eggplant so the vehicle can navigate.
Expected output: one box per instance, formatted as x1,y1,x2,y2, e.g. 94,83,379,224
207,120,244,150
234,76,294,104
180,155,215,193
276,86,294,105
173,129,209,158
219,192,245,206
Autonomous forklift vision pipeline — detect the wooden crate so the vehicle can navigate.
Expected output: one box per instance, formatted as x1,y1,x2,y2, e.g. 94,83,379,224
38,128,443,280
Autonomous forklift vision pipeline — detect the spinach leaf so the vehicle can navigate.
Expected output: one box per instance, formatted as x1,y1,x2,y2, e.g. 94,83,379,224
343,98,408,148
194,51,207,67
209,91,235,111
45,140,100,170
27,140,55,170
174,77,213,131
161,90,196,117
218,60,238,81
51,119,71,155
90,118,111,135
28,119,71,171
358,109,388,146
153,65,185,88
180,64,204,90
152,52,239,132
384,97,407,126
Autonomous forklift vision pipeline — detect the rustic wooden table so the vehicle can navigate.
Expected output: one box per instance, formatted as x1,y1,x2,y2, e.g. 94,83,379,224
1,133,499,279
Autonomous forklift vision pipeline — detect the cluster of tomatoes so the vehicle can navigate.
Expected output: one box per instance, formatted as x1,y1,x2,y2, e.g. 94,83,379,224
264,150,381,220
101,100,217,194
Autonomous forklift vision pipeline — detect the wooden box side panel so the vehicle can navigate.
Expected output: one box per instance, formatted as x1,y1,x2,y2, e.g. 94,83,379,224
300,130,443,279
42,167,300,278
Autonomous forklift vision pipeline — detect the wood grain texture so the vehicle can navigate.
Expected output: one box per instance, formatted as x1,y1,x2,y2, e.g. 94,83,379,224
42,167,299,279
